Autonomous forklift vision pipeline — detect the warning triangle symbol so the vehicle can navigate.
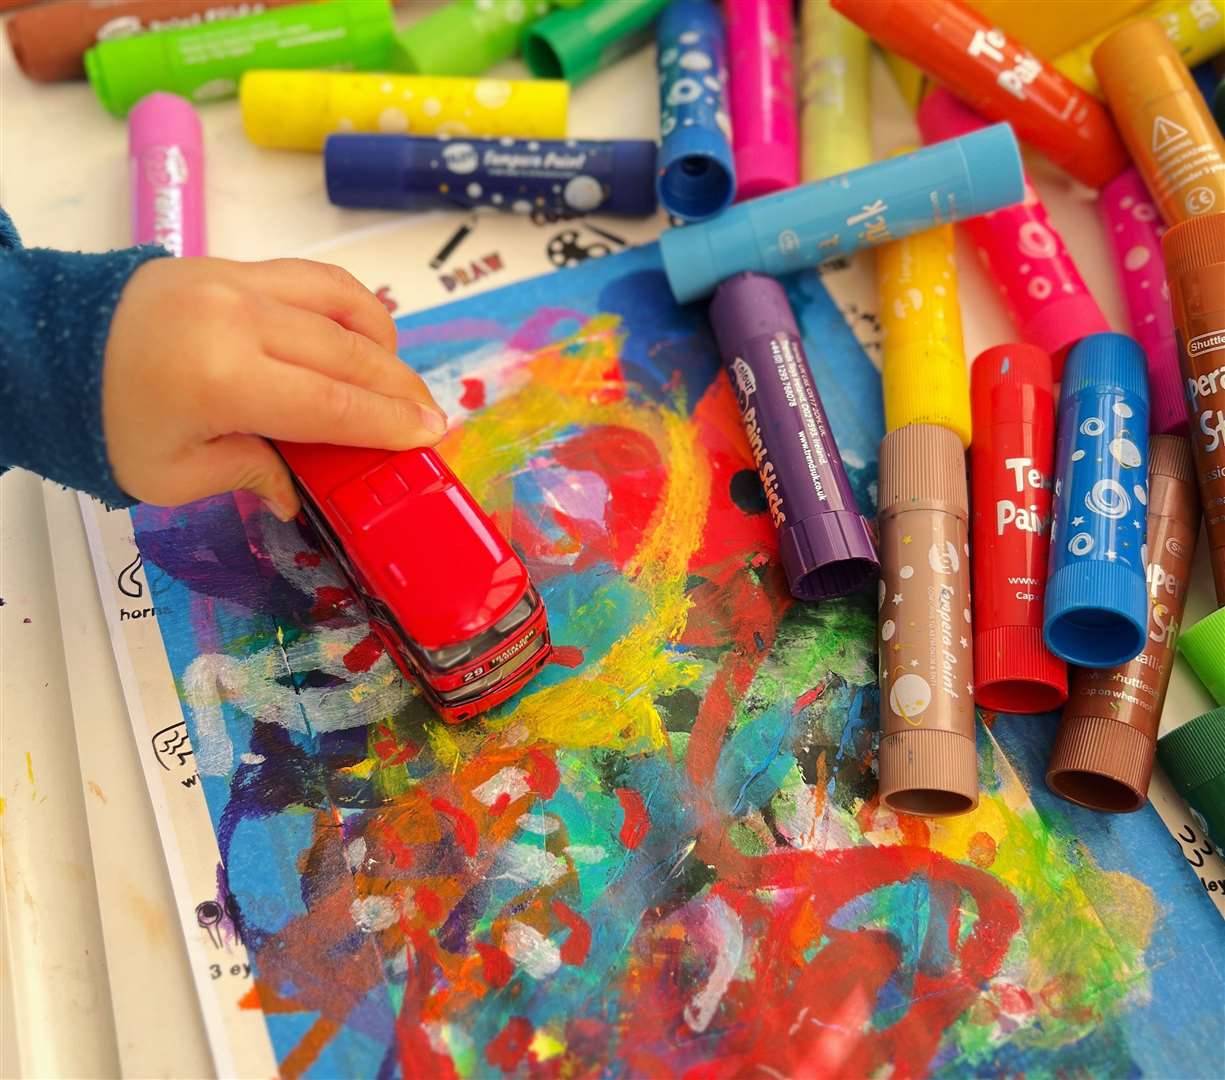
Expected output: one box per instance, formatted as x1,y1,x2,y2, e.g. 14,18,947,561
1152,115,1188,152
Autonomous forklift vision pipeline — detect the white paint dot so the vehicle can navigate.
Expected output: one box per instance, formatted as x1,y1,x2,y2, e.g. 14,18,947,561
351,895,398,933
1123,245,1151,272
474,80,512,109
377,107,408,133
899,565,914,579
423,97,442,117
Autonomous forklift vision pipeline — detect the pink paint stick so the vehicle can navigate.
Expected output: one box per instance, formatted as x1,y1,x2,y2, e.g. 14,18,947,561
726,0,799,201
129,91,204,257
1100,168,1184,435
918,88,1107,378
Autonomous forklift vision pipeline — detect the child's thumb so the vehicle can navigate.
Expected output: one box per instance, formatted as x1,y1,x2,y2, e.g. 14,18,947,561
198,434,300,521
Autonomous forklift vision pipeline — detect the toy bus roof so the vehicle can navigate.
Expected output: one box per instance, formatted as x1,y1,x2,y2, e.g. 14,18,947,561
277,441,529,650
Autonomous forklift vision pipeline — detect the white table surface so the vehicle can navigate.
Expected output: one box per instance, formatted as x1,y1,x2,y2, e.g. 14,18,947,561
1,4,1220,1078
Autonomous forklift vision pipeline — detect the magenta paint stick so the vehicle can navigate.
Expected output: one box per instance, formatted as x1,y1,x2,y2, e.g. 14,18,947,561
129,91,204,257
918,88,1107,378
726,0,799,201
1100,168,1184,435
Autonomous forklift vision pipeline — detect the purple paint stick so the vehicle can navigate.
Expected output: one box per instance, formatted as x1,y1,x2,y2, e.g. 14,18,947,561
709,272,879,600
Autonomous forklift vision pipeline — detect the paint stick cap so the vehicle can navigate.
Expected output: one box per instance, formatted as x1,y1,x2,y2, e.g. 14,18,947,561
1158,707,1225,832
879,728,979,817
1179,607,1225,707
974,625,1067,714
1059,331,1150,402
1161,211,1225,279
1046,714,1153,812
878,422,968,519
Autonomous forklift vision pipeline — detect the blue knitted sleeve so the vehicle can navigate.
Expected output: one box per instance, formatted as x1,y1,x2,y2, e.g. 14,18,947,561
0,207,169,506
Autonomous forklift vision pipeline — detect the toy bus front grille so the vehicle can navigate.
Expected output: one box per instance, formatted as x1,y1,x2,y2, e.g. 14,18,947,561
439,632,549,706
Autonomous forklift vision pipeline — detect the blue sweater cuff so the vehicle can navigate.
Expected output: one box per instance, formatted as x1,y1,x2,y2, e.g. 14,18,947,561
0,244,169,506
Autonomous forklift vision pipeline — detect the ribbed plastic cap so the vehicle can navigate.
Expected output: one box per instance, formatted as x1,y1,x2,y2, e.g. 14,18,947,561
1158,707,1225,800
1044,558,1149,667
1162,211,1225,278
658,126,736,223
879,728,979,817
974,625,1068,714
1149,431,1198,484
971,343,1053,426
1060,332,1150,402
878,423,968,519
1046,714,1154,813
1180,607,1225,707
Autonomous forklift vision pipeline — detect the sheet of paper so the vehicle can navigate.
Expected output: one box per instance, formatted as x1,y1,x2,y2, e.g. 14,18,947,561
77,495,278,1079
42,483,215,1078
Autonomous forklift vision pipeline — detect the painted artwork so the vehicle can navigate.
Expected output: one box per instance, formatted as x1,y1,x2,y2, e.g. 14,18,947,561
131,245,1224,1078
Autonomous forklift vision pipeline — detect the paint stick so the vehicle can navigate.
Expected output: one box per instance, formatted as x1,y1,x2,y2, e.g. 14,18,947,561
708,272,879,602
877,422,978,818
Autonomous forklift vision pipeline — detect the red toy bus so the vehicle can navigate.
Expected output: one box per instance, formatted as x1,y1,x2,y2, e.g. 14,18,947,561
275,441,551,724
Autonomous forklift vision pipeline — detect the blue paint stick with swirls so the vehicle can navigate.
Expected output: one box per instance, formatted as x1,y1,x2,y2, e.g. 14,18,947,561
655,0,735,223
1045,332,1151,669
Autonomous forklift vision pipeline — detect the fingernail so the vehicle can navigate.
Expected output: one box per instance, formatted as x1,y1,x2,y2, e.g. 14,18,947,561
423,406,448,435
261,497,297,523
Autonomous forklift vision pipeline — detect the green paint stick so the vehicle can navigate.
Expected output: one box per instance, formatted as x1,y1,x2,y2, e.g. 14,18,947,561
523,0,670,84
394,0,553,76
1159,707,1225,852
1179,606,1225,707
85,0,396,118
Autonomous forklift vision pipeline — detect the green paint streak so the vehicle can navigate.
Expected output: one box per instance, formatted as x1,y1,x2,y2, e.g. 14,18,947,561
732,592,876,737
943,801,1151,1068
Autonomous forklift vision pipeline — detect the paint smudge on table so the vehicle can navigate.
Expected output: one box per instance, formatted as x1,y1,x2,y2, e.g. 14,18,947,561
131,246,1224,1078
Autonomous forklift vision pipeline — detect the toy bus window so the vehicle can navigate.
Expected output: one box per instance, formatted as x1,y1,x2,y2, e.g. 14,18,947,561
423,587,540,672
294,483,428,666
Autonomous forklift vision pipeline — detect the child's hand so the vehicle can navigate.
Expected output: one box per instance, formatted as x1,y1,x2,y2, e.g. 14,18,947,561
102,256,446,521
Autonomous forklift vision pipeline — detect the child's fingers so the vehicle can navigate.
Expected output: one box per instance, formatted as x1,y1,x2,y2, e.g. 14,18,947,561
233,258,398,352
259,302,442,413
171,434,301,521
229,359,447,450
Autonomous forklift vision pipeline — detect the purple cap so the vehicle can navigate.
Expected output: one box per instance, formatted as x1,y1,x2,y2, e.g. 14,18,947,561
709,272,879,601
